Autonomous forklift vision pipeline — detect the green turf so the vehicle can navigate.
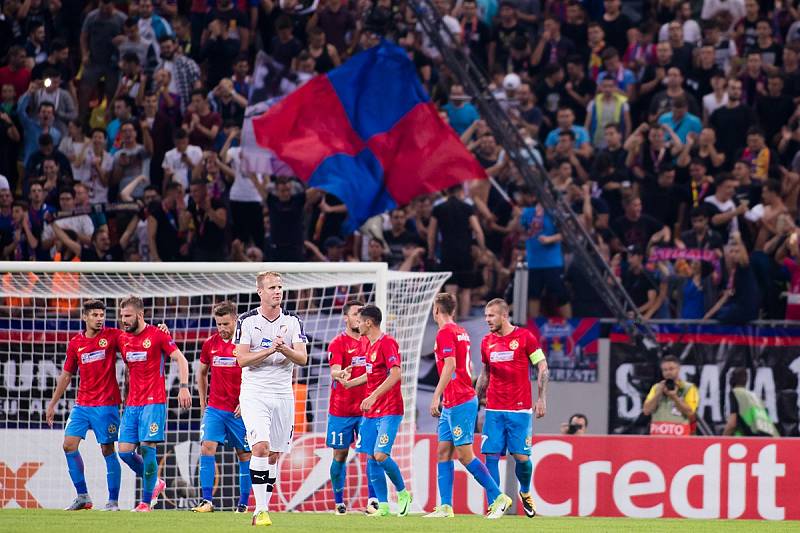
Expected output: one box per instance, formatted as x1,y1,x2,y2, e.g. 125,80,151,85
0,510,795,532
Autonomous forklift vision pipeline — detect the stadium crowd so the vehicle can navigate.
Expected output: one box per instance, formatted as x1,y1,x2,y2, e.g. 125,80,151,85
1,0,800,324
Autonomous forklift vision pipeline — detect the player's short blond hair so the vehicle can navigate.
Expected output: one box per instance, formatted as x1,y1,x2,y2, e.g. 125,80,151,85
119,295,144,311
213,300,237,317
486,298,509,314
256,271,282,288
434,293,457,316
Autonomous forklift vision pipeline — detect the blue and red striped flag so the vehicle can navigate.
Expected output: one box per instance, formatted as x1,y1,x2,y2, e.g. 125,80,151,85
252,41,486,229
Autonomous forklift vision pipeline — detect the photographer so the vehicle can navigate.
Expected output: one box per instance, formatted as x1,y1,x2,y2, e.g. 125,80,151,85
642,355,698,436
560,413,588,435
723,368,779,437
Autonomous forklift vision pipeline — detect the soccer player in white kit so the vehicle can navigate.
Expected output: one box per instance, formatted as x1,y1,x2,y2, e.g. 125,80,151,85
235,271,308,527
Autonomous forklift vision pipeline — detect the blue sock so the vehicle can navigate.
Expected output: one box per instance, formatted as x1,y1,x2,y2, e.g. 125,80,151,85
437,461,454,506
140,446,158,503
104,453,121,502
467,458,500,502
199,455,215,502
515,458,532,493
485,454,500,487
239,460,251,507
65,451,88,495
377,456,405,492
330,459,346,504
367,469,376,500
367,459,388,503
119,451,144,477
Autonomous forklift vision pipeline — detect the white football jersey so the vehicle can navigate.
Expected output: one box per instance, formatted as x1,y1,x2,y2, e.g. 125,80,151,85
234,308,308,397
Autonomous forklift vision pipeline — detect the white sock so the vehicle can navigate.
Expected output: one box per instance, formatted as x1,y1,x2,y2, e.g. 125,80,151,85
265,461,278,507
250,455,270,513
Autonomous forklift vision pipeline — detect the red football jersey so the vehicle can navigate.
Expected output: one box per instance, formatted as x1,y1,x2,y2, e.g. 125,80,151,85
481,327,543,411
199,333,241,413
328,332,367,417
435,322,475,408
64,328,122,407
361,334,404,418
119,324,178,406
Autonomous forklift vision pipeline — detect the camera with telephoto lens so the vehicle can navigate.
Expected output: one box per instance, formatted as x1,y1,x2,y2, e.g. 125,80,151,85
665,378,676,391
566,423,582,435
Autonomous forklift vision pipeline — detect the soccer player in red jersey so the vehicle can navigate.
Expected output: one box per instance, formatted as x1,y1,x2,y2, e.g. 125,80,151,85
476,298,549,518
425,293,511,519
326,300,377,515
117,296,191,512
193,301,252,514
339,305,411,517
46,299,123,512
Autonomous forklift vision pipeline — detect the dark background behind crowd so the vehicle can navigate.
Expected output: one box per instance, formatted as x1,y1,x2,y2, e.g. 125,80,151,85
2,0,800,325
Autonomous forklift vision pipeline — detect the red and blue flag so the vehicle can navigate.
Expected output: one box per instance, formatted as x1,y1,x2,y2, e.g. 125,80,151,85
252,41,486,229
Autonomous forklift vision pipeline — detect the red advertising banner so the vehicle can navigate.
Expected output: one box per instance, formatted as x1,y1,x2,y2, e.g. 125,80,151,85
408,434,799,520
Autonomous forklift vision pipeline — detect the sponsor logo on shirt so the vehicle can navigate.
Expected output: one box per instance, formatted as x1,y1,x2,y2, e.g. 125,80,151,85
490,350,515,363
213,356,237,367
388,356,398,364
442,347,454,354
509,339,519,350
81,349,106,364
347,348,357,354
351,355,366,367
259,338,273,349
457,334,470,342
126,351,148,362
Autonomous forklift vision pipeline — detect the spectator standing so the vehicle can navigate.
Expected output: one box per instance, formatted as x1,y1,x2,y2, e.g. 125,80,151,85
79,0,127,117
223,133,266,250
183,90,221,151
111,120,152,201
17,86,61,167
0,46,31,104
157,35,201,113
162,128,203,190
185,178,227,261
519,188,571,318
428,185,486,320
267,178,306,261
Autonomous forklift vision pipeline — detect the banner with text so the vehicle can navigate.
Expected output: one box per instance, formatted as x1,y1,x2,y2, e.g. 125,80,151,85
526,318,599,382
610,324,800,436
2,433,797,520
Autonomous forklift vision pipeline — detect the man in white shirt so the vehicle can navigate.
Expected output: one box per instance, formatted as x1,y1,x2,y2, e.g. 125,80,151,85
162,128,202,190
224,137,266,250
41,187,94,251
235,271,308,527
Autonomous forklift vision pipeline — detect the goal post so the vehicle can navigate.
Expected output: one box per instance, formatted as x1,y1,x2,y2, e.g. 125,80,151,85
0,262,449,511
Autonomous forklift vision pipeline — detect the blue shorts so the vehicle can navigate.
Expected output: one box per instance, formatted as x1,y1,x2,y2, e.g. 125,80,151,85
64,405,120,444
356,415,402,457
326,414,362,449
438,397,478,447
201,406,250,451
119,403,167,444
481,410,533,456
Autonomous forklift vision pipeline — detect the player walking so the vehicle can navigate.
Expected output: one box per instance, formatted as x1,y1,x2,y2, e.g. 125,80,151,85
425,293,512,519
326,300,378,515
117,296,192,512
476,298,548,518
340,305,412,517
193,301,252,513
235,271,308,527
46,299,123,511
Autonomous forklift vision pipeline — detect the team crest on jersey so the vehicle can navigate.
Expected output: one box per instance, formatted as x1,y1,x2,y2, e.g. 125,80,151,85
143,339,152,349
149,422,159,434
232,347,238,356
509,339,519,350
452,426,463,439
107,423,117,435
99,338,108,348
378,433,389,446
370,352,377,362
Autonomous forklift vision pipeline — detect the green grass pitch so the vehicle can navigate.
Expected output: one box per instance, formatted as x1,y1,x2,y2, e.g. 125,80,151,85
0,510,796,532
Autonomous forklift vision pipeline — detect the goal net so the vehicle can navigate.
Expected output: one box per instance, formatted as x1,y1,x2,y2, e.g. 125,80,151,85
0,262,449,512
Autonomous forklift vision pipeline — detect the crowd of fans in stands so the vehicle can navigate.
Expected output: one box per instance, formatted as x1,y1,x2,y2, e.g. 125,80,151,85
1,0,800,324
